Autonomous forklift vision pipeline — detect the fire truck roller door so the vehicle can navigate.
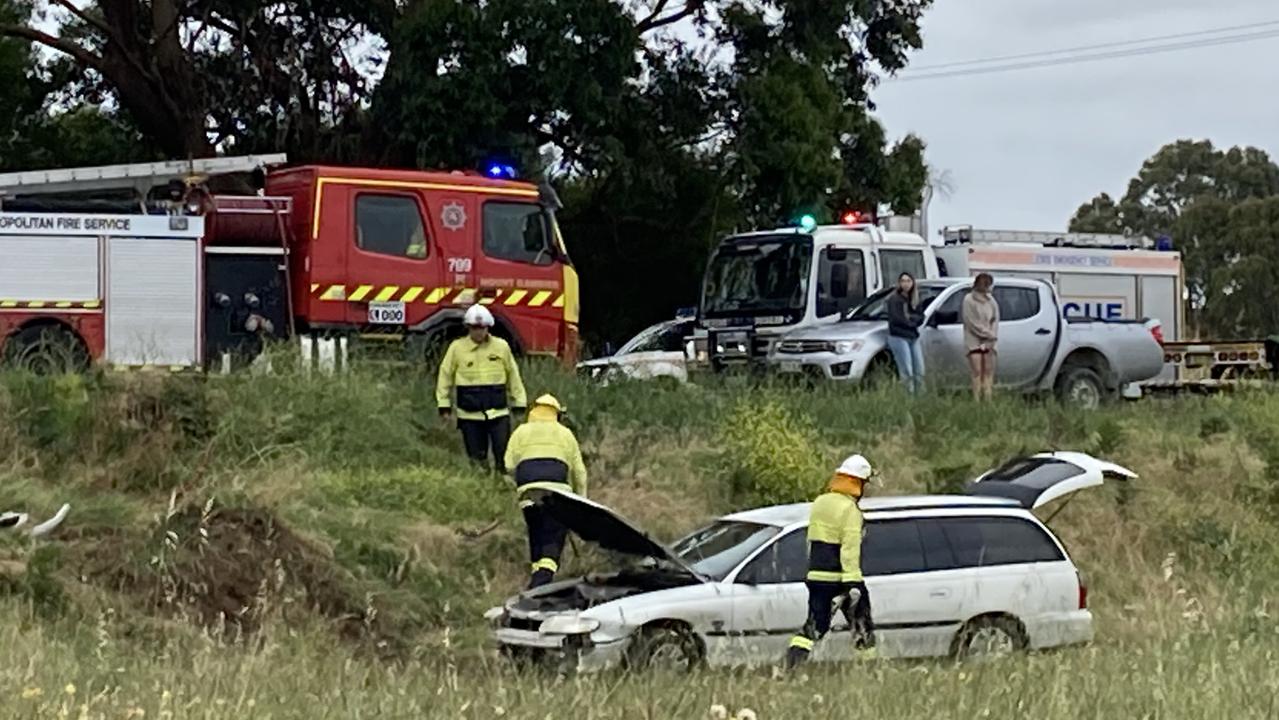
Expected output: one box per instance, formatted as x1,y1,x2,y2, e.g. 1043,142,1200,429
0,235,100,305
106,237,200,367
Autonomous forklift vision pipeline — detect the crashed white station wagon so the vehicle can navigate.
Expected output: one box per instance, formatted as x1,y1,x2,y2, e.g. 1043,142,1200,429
487,452,1135,672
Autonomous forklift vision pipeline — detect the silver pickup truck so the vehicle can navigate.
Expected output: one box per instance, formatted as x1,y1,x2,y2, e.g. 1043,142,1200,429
766,278,1165,407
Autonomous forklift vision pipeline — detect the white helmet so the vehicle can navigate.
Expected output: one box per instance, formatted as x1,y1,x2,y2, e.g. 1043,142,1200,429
837,454,873,480
463,304,495,328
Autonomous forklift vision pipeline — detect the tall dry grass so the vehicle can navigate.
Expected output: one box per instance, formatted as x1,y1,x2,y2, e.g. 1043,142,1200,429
2,359,1279,717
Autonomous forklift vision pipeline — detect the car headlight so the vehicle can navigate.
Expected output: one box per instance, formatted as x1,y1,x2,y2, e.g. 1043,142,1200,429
539,615,601,635
834,340,863,354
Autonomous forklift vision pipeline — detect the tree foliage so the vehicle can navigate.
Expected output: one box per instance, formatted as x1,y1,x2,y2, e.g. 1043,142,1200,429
1071,140,1279,338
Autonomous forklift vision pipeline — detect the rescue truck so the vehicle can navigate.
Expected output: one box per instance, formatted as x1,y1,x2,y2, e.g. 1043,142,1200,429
936,226,1276,390
0,155,580,373
697,213,940,368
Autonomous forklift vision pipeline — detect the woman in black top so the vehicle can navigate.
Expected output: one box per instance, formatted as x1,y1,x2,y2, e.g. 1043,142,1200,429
885,272,925,394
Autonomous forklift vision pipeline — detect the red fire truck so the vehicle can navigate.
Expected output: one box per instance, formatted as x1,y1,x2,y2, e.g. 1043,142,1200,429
0,155,580,372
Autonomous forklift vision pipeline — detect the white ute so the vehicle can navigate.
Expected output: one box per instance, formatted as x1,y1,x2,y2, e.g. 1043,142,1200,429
487,452,1134,673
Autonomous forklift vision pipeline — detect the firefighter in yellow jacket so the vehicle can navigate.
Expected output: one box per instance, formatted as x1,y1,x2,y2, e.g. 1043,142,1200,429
785,454,878,668
436,305,528,473
504,394,588,588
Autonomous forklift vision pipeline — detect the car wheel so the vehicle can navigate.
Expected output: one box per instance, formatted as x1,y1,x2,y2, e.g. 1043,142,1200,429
953,616,1026,661
1056,366,1106,410
624,625,703,673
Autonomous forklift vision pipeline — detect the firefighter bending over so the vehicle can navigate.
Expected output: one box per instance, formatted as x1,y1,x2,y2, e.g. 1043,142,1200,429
504,394,587,589
786,454,878,668
436,305,527,472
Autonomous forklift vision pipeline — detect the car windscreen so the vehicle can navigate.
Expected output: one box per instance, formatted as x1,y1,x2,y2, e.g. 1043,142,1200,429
671,521,781,581
702,236,811,316
846,285,946,321
618,321,687,355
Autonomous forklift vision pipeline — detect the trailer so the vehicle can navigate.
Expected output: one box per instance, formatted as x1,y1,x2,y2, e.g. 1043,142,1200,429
936,226,1274,390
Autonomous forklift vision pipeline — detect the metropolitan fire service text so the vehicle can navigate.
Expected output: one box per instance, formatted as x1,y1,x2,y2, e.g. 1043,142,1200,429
0,215,132,232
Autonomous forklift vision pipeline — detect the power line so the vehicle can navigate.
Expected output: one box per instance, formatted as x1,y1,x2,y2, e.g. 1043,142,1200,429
908,19,1279,72
892,28,1279,82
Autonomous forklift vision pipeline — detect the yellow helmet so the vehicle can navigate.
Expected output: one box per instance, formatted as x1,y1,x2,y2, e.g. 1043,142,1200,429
534,394,565,413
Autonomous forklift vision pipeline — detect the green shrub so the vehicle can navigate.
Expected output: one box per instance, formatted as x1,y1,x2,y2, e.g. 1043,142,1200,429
718,396,825,506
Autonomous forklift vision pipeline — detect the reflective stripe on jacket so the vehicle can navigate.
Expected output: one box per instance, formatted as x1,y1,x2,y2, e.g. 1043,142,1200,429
435,336,528,421
505,415,588,498
806,491,864,583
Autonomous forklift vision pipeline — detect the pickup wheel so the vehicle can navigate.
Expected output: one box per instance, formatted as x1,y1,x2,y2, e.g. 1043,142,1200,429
865,353,897,388
1056,365,1106,410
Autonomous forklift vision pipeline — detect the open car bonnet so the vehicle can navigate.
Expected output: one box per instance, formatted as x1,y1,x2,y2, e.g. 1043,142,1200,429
523,487,707,581
965,451,1137,509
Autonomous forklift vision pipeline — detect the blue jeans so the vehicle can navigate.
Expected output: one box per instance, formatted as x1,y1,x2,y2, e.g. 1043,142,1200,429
886,336,925,394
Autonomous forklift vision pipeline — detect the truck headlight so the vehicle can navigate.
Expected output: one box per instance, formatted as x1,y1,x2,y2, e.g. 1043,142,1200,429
834,340,863,355
539,615,601,635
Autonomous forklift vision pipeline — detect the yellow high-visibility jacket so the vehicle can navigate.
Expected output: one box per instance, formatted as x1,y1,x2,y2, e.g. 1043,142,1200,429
806,491,864,583
505,413,588,500
435,336,527,421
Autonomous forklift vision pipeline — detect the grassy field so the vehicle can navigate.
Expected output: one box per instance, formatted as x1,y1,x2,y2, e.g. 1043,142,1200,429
2,359,1278,718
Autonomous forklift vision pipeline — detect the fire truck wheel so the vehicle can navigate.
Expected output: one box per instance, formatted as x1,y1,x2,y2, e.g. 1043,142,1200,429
2,324,90,375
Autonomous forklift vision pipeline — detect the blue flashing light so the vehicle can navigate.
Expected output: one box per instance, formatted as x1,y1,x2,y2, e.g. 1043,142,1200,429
485,162,519,180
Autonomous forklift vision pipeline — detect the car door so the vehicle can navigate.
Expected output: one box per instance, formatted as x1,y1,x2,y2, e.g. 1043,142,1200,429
921,286,971,385
724,529,810,665
991,283,1056,387
860,518,965,659
933,515,1079,650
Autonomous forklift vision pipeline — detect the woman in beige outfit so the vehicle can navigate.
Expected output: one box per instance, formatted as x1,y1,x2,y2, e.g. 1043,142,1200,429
962,273,1000,400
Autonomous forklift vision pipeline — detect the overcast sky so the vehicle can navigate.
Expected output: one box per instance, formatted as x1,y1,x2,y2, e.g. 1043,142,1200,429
872,0,1279,239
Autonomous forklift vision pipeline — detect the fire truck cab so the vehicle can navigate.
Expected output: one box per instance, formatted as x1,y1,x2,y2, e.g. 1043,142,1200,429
0,156,580,372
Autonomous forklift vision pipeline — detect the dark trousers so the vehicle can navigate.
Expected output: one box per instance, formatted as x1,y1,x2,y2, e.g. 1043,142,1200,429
458,416,511,473
522,505,569,589
785,580,875,667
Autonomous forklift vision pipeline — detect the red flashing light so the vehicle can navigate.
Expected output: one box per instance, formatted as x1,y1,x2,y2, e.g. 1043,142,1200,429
841,211,862,225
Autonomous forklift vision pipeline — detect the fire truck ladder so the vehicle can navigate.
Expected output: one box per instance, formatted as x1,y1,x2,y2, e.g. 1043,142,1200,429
0,154,287,209
942,225,1155,250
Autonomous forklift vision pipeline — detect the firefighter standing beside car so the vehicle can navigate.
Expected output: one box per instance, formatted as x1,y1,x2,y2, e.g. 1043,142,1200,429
504,394,588,588
436,305,528,473
785,454,878,668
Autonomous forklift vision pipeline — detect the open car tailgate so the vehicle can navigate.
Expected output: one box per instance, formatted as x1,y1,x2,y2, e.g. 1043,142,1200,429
965,451,1136,509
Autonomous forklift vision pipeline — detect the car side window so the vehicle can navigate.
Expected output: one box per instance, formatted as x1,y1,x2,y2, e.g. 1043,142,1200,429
993,286,1041,322
932,289,971,326
938,517,1064,567
739,529,808,584
918,519,959,571
862,519,927,576
355,194,428,259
